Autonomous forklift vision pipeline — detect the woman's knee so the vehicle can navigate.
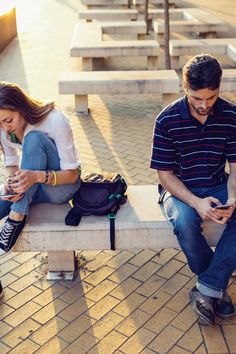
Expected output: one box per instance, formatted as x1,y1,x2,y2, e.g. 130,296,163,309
23,131,52,151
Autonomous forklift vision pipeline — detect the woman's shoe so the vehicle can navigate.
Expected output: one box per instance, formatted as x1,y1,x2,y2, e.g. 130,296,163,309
0,216,27,256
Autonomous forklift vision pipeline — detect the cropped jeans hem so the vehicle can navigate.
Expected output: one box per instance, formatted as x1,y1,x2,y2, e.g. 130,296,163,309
196,280,224,299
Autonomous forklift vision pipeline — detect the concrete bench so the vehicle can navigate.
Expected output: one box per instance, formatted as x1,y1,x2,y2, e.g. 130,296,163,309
220,69,236,93
153,8,228,45
15,185,224,280
81,0,131,8
169,38,236,69
133,0,180,7
70,22,160,70
58,70,180,114
0,6,17,53
79,8,139,21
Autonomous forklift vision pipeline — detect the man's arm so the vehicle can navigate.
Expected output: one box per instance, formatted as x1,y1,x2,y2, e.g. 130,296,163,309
227,162,236,207
157,170,222,221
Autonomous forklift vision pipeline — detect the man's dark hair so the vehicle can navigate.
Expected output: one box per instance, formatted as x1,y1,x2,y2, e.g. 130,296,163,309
183,54,222,91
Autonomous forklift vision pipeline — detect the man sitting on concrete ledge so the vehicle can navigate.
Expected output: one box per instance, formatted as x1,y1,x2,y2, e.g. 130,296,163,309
150,54,236,326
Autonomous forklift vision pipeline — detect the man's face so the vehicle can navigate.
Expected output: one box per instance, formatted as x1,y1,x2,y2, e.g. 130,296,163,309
185,86,219,118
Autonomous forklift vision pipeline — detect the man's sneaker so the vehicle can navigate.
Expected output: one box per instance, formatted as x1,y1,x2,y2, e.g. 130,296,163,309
0,216,27,256
0,281,3,299
214,292,235,319
189,287,215,326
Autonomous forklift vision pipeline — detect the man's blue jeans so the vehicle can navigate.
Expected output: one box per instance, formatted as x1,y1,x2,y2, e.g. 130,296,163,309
163,183,236,299
0,131,80,218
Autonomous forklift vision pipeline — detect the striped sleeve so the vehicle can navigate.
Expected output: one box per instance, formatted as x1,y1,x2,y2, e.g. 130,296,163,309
150,115,176,171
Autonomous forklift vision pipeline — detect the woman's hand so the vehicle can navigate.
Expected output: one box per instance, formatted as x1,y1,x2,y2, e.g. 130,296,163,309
1,184,24,202
8,169,38,194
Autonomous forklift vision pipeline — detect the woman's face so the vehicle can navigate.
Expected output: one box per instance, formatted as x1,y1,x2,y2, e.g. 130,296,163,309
0,109,27,136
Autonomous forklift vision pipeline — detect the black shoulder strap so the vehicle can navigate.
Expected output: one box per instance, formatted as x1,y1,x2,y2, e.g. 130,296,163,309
108,213,116,251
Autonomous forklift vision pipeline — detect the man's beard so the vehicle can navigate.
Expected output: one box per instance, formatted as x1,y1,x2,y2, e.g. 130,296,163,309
190,103,212,116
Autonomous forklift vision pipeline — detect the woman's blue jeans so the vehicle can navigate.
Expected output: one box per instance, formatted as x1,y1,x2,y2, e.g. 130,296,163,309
0,131,81,218
163,183,236,299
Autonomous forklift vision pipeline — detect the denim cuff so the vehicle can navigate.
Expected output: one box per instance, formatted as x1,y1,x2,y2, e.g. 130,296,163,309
196,280,225,299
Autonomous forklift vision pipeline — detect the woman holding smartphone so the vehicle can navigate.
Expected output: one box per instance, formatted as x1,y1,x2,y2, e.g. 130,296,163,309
0,81,81,256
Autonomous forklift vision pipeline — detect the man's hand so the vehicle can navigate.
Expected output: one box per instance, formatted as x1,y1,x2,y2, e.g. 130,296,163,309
195,196,223,221
210,197,236,224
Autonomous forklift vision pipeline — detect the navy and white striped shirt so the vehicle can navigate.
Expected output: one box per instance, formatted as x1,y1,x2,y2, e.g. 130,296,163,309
150,96,236,187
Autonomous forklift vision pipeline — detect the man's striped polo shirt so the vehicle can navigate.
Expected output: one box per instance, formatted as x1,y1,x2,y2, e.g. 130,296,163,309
150,96,236,187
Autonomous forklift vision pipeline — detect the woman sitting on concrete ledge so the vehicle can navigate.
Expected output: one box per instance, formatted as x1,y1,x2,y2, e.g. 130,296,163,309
0,81,81,256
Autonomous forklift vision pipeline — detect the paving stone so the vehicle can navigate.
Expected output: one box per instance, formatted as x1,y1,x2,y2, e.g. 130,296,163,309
0,321,13,338
171,305,198,332
58,296,94,322
119,327,156,354
58,314,95,343
0,303,15,321
166,286,191,313
11,256,44,277
129,249,157,267
32,298,68,325
1,318,41,348
0,342,11,354
113,292,146,317
168,346,192,354
144,306,177,334
88,330,127,354
152,249,180,265
87,311,124,340
33,283,68,306
135,274,166,297
30,316,68,346
61,332,98,354
85,266,115,286
148,325,184,353
5,339,39,354
109,263,138,283
177,323,203,353
59,282,93,304
140,290,172,316
222,325,236,353
4,301,42,327
35,336,68,354
106,250,134,268
85,279,118,302
157,259,185,279
86,294,120,320
9,271,44,293
132,262,161,282
160,273,190,296
110,277,141,300
201,325,228,354
6,285,42,309
0,259,20,277
116,309,151,337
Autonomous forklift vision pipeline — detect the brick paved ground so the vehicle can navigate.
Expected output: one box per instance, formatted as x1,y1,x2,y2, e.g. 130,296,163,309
0,0,236,353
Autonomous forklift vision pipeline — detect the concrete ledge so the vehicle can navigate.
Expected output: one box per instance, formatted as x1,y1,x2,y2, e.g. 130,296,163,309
0,6,17,53
70,22,159,70
79,9,138,21
15,185,224,251
14,185,224,278
169,38,236,69
58,70,179,113
153,8,227,44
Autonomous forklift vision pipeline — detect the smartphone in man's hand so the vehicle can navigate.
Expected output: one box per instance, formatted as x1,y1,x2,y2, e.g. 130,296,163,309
214,204,232,210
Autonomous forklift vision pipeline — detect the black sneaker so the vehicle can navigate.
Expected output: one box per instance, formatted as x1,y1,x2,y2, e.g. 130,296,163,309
214,292,235,319
0,216,27,256
0,281,3,299
189,287,215,326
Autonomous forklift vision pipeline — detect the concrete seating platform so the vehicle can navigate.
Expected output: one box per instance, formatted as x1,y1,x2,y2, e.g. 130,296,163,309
58,70,179,114
169,38,236,69
79,8,139,21
81,0,129,7
15,185,224,279
153,8,228,45
70,22,160,70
